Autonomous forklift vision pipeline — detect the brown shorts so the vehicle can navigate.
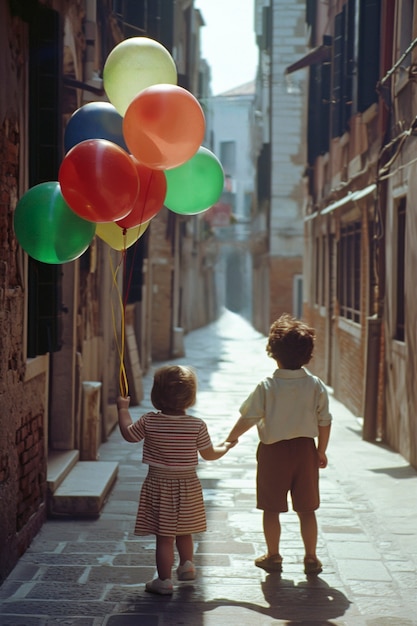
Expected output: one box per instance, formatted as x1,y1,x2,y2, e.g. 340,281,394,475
256,437,319,512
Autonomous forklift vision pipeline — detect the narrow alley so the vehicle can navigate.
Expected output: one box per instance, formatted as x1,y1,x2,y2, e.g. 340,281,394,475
1,310,416,625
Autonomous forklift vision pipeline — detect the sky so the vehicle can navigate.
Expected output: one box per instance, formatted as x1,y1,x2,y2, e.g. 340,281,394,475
194,0,258,95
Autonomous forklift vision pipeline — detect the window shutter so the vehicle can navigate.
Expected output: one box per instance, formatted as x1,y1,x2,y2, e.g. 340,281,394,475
358,0,381,112
331,11,345,138
27,6,63,357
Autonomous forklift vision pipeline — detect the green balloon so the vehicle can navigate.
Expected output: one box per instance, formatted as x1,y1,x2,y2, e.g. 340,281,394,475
14,182,96,264
164,147,224,215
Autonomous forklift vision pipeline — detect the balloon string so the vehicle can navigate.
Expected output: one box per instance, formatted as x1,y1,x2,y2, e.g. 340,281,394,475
122,171,152,307
109,243,129,398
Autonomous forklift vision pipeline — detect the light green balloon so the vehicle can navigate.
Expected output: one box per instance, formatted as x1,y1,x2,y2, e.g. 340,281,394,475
164,147,225,215
103,37,177,116
14,182,96,264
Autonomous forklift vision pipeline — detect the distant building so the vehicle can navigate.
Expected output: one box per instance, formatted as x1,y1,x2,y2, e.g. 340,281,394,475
254,0,308,327
204,81,260,321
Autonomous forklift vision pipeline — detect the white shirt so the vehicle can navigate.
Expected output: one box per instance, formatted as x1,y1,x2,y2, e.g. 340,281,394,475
239,368,332,444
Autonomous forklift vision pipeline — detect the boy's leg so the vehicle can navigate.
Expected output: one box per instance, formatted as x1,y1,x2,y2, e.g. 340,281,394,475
176,534,194,565
263,510,281,557
297,510,318,558
155,535,175,580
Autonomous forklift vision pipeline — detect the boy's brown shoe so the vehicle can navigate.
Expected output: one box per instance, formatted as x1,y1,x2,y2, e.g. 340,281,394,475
304,557,322,575
254,554,283,572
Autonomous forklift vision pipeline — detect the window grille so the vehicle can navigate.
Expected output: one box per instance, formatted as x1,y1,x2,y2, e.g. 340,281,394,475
395,198,406,341
337,222,361,323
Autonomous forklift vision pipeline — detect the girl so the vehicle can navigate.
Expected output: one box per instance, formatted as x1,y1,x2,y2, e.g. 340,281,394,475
117,364,234,595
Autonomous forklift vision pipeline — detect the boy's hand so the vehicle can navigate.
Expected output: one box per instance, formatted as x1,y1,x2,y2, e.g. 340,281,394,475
117,396,130,410
318,450,328,468
223,440,238,450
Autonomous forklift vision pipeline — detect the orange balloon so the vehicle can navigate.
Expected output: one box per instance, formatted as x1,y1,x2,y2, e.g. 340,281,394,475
123,84,205,170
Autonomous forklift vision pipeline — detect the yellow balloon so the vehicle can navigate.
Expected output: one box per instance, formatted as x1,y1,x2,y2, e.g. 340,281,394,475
103,37,178,116
96,221,149,250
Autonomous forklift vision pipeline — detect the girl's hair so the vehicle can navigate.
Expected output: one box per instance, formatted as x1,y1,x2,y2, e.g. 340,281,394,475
151,365,197,412
266,313,315,369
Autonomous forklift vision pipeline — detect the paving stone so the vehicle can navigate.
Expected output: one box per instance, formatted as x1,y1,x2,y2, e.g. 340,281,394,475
103,617,158,626
0,617,44,626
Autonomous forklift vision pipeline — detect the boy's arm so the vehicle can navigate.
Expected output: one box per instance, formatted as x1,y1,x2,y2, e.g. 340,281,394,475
317,423,331,468
226,416,257,443
117,396,137,443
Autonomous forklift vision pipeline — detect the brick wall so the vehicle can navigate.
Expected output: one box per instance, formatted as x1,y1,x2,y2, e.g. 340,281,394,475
148,209,174,361
0,9,47,581
269,255,303,323
15,411,46,532
334,325,365,416
303,305,327,382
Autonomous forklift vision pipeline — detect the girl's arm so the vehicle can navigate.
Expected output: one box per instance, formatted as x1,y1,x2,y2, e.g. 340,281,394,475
117,396,137,443
199,441,236,461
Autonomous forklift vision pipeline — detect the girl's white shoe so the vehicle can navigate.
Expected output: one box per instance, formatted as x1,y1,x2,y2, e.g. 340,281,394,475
176,560,196,581
145,577,173,595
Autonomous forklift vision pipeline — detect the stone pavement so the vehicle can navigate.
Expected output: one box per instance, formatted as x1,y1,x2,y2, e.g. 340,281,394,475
1,309,417,625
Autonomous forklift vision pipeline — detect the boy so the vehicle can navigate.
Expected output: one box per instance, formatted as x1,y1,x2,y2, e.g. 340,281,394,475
226,314,332,575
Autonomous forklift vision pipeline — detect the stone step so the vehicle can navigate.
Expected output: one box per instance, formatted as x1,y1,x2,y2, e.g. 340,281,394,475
49,461,118,517
47,450,80,493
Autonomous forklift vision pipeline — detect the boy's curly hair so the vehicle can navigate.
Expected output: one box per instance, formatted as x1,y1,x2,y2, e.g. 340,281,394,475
266,313,315,370
151,365,197,412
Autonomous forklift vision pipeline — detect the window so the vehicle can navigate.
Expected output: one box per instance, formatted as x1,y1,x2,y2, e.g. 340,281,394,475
395,198,406,341
338,222,361,323
308,56,331,164
27,6,63,357
293,274,303,319
357,0,381,112
220,141,236,176
331,9,346,138
331,0,381,137
314,236,326,307
397,0,414,69
112,0,146,36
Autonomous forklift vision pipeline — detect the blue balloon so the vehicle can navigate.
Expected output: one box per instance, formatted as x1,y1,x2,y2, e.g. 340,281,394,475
64,102,128,152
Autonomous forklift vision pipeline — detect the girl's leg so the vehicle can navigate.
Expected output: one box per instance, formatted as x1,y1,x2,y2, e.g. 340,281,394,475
176,534,194,565
263,510,281,557
155,535,175,580
297,510,318,558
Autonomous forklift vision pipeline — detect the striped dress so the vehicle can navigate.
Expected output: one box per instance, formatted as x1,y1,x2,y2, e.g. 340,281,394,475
128,412,212,536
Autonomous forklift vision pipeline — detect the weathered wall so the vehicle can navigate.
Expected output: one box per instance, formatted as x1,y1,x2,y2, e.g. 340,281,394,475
269,0,306,317
269,255,302,322
0,4,47,583
384,154,417,467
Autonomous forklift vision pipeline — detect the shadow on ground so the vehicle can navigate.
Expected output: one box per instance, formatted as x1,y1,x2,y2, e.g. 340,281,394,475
108,575,351,625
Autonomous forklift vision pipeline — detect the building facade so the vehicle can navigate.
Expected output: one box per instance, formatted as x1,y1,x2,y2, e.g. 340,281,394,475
254,0,308,327
203,81,261,324
288,0,417,468
0,0,218,583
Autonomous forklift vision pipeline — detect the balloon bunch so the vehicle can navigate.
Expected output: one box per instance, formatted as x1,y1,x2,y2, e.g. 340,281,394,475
13,36,225,265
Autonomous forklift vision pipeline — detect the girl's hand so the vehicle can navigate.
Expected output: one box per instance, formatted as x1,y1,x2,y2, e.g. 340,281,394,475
117,395,130,410
222,440,238,451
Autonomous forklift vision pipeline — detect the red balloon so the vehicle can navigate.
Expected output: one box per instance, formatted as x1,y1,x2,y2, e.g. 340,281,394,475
123,84,205,170
59,139,139,222
116,159,167,229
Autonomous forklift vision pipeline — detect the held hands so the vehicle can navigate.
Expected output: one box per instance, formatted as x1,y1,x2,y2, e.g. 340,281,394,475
221,440,238,452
